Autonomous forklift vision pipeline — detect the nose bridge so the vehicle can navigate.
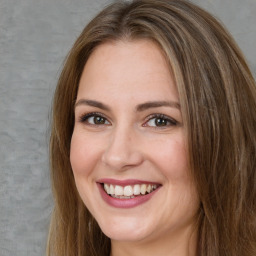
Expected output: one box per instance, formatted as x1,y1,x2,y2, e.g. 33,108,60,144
101,123,143,170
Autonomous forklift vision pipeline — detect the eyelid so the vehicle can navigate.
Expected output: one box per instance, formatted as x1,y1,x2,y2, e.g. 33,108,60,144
143,113,178,127
78,112,111,125
77,112,178,127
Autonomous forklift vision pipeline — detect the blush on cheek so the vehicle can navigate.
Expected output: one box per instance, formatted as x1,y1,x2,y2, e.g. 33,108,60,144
70,137,86,176
151,141,189,180
70,135,102,177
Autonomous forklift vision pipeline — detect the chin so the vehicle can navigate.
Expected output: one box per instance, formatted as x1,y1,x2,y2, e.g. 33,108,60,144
97,216,152,242
103,228,150,242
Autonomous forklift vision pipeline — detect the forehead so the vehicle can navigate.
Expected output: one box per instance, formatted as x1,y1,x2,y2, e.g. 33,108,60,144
77,39,178,103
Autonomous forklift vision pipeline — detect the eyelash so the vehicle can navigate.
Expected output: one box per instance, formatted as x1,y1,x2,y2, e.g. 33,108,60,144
79,112,110,125
143,113,178,127
78,112,178,128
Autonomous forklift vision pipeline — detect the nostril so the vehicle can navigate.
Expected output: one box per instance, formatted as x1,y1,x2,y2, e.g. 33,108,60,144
101,148,143,170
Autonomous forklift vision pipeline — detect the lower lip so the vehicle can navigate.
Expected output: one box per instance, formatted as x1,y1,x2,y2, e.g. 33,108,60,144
97,183,160,209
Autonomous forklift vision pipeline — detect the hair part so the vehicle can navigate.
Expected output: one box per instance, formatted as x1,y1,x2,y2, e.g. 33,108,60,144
48,1,256,255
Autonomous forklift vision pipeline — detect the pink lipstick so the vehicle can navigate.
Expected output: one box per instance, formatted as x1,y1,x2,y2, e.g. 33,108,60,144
97,179,161,209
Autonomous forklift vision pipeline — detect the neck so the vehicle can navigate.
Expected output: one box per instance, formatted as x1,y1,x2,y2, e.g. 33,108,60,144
110,225,198,256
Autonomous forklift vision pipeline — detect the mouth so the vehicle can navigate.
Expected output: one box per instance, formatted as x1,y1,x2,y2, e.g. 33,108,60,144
97,179,161,208
102,183,160,199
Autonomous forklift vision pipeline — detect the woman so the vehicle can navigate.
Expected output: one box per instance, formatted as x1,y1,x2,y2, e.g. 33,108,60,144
47,0,256,255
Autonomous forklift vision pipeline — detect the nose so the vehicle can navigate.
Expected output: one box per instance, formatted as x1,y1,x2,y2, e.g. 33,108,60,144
101,126,143,171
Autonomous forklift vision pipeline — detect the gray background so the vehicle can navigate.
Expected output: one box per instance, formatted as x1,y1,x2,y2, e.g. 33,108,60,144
0,0,255,255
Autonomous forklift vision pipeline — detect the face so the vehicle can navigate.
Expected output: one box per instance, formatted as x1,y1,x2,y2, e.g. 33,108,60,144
70,40,199,245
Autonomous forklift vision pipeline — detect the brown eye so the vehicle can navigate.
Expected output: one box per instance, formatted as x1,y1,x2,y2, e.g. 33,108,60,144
145,114,177,127
154,118,169,126
80,113,110,125
93,116,106,124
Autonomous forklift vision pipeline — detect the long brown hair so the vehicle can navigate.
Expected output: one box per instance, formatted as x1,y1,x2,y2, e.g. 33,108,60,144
47,0,256,255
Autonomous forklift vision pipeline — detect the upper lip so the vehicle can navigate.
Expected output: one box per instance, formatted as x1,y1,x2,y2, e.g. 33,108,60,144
97,178,161,186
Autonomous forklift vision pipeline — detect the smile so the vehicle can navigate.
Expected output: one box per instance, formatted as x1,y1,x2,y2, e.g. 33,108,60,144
97,179,161,208
103,183,158,199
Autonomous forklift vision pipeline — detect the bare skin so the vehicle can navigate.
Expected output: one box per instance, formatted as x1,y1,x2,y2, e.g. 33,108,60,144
71,40,199,256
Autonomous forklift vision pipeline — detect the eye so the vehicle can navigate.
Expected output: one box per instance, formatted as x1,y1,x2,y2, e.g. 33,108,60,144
79,113,110,125
144,114,177,127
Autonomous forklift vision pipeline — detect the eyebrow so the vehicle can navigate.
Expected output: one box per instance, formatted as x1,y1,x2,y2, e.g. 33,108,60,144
75,99,180,111
136,101,180,111
75,99,110,111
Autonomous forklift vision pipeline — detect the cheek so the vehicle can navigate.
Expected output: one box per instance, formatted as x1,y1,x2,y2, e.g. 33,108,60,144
154,137,199,222
147,135,189,180
146,134,197,204
70,131,100,212
70,130,102,176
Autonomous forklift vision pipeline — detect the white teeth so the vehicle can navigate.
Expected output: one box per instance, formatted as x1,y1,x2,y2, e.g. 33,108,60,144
104,184,110,194
133,184,141,195
124,185,133,196
115,185,123,196
140,184,146,195
109,184,115,195
103,183,158,198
